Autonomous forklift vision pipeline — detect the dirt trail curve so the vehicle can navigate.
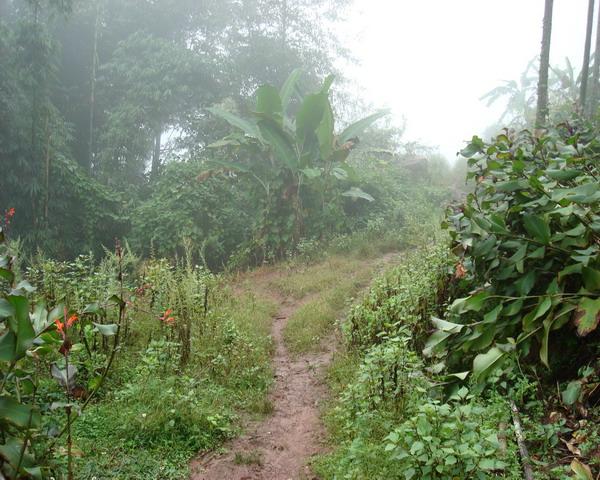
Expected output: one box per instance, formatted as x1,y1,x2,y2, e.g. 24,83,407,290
190,254,398,480
190,270,331,480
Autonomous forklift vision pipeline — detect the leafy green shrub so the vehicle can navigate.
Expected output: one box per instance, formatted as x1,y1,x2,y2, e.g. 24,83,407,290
383,390,514,479
0,221,125,479
339,331,424,418
206,72,387,261
345,246,452,349
430,124,600,382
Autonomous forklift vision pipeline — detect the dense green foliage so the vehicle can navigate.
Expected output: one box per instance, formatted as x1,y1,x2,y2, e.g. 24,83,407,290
431,123,600,383
316,247,523,479
204,72,387,259
7,1,599,478
0,229,276,478
0,0,361,261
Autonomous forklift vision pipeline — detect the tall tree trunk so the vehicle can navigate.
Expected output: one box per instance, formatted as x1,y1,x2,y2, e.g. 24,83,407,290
536,0,554,128
151,126,162,178
581,0,595,114
88,0,100,173
590,1,600,117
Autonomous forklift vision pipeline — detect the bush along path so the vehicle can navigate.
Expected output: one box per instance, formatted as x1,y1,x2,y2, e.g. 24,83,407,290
190,253,399,480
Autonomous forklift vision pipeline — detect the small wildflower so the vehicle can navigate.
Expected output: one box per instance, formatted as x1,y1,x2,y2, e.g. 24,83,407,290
159,308,175,326
66,314,78,328
3,207,15,228
55,319,65,338
455,261,467,280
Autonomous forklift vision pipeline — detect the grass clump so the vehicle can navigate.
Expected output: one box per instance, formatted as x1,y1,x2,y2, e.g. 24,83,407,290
233,450,263,466
69,279,277,479
281,256,384,354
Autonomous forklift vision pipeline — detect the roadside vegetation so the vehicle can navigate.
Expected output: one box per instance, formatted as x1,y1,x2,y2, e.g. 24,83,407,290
4,0,600,479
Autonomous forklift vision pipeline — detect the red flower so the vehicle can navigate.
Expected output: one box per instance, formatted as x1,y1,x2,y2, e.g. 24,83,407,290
66,314,78,328
159,308,175,326
3,208,15,226
55,319,65,339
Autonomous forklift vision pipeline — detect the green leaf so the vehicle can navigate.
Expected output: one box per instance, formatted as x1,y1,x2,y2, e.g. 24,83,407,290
300,168,321,179
258,118,298,170
320,74,335,94
50,363,77,389
316,100,335,158
0,267,14,284
0,331,16,361
255,85,282,117
0,298,15,318
515,270,536,296
562,381,582,405
573,297,600,336
7,295,34,359
338,110,389,144
423,330,451,357
456,291,490,313
431,317,464,333
280,68,303,111
88,375,103,391
108,294,126,308
564,223,586,237
83,302,102,315
473,346,505,382
571,459,593,480
93,322,119,336
495,179,528,192
30,302,48,334
540,314,555,367
460,136,484,158
523,214,551,244
207,106,260,139
546,169,581,181
342,187,374,202
296,92,328,143
0,396,41,429
582,266,600,291
551,183,600,204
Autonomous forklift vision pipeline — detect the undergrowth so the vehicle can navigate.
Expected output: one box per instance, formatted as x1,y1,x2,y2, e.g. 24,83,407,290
314,245,523,479
279,256,389,354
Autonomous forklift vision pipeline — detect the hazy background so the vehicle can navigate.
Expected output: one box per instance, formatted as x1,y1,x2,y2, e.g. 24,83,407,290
338,0,589,160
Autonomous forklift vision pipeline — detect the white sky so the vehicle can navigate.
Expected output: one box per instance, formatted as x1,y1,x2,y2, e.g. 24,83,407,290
337,0,590,161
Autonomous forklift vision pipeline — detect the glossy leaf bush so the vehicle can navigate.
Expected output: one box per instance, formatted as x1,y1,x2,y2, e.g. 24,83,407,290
206,71,388,260
430,123,600,381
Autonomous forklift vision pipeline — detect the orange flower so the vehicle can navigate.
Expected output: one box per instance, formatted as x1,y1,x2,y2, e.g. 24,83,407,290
159,308,175,326
3,207,15,226
455,261,467,280
66,314,78,328
55,319,65,338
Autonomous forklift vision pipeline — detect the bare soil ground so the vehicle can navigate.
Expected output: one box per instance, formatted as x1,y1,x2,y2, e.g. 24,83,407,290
190,255,397,480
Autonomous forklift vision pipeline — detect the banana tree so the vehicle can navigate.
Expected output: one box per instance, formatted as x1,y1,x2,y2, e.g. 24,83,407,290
204,70,388,258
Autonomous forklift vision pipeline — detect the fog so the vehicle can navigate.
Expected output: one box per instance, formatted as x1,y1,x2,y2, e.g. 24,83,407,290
338,0,589,160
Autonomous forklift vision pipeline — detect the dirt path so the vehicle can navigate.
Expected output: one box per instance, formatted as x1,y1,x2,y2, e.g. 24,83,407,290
190,281,331,479
190,254,398,480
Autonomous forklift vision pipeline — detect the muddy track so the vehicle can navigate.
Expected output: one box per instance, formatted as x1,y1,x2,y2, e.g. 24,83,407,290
190,283,331,480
